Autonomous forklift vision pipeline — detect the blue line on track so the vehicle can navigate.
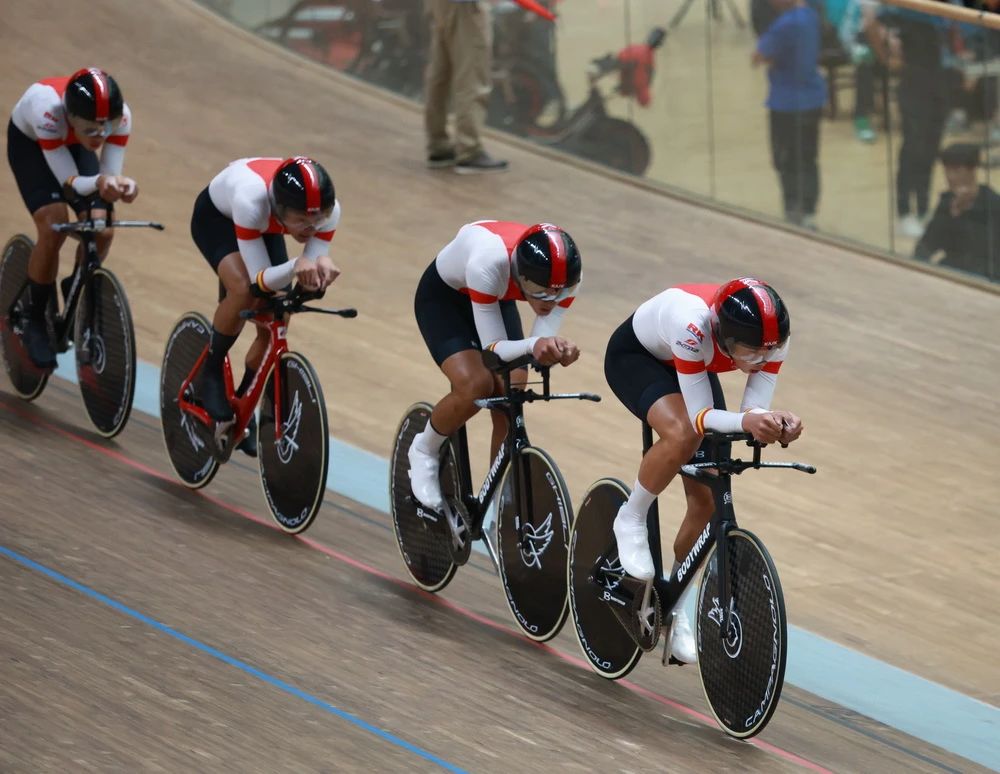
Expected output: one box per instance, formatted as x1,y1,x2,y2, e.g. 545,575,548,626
51,353,1000,772
0,543,466,774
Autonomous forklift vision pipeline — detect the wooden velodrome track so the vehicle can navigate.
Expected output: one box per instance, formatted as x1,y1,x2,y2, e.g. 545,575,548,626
1,0,997,771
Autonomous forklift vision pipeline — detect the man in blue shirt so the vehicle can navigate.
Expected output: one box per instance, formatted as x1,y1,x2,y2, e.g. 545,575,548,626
754,0,828,229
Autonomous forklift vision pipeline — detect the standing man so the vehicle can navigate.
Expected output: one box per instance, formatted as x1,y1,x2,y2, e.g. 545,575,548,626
424,0,509,173
753,0,827,230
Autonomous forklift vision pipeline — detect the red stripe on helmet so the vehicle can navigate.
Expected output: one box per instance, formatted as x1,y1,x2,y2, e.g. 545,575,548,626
294,157,322,213
544,225,567,287
743,278,780,347
88,68,110,121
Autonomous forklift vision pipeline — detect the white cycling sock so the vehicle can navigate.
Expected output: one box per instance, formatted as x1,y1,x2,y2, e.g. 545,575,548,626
414,420,446,455
622,479,656,520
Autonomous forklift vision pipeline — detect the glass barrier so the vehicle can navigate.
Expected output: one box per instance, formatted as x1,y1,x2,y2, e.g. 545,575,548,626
207,0,1000,284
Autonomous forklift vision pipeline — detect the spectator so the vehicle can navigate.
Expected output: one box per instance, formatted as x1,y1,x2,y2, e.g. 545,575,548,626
838,0,882,143
914,143,1000,277
869,7,952,238
754,0,828,229
424,0,508,174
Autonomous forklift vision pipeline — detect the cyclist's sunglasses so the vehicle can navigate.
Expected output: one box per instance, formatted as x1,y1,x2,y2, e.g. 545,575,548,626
70,116,121,138
518,277,578,302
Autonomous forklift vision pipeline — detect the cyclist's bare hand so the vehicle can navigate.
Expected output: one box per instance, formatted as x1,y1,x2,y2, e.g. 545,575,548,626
532,336,568,366
773,410,803,444
315,255,340,289
293,255,321,290
742,410,783,444
96,174,123,202
118,176,139,203
554,337,580,367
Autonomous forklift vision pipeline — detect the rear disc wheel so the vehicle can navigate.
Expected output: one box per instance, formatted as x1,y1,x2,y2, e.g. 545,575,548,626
0,234,51,400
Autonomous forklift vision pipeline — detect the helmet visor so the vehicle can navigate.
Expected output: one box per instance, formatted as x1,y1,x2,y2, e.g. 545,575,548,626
518,277,578,302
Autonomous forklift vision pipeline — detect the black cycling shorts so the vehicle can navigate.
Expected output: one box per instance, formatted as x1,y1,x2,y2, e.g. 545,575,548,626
414,260,524,367
190,186,288,273
605,314,728,462
7,120,106,214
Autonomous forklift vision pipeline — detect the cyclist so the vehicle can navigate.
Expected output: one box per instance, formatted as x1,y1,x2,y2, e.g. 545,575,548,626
6,67,138,369
190,156,340,456
605,278,803,664
408,221,582,510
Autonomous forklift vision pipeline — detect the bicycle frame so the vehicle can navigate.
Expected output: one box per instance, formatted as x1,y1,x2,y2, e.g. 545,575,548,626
450,364,544,571
594,428,808,640
175,311,290,445
48,217,163,356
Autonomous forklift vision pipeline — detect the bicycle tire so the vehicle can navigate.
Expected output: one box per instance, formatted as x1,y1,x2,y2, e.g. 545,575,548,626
496,446,573,641
159,312,219,489
74,268,136,438
567,477,643,679
0,234,51,400
258,351,329,534
697,527,787,739
389,402,460,592
563,117,652,176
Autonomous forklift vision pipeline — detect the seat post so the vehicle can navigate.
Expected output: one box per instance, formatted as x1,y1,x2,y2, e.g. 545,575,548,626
641,422,664,576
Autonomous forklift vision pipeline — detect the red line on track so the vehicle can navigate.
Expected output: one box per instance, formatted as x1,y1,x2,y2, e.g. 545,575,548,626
0,398,831,774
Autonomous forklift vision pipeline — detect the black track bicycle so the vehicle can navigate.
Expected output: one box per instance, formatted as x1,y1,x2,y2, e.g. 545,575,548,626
391,352,599,641
0,217,163,436
160,286,356,533
567,427,815,738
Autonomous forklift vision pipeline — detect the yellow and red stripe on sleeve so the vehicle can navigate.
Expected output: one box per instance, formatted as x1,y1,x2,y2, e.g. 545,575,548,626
255,270,272,294
694,407,711,436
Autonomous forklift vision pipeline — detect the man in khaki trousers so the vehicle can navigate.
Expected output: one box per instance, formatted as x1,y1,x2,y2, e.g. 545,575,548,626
424,0,508,173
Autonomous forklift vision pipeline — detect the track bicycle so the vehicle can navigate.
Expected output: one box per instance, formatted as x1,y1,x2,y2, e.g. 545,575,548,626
160,285,356,534
567,427,815,737
0,215,163,436
391,352,599,641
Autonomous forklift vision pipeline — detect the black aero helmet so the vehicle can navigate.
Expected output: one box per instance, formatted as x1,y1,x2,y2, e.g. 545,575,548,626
512,223,582,301
64,68,123,122
712,277,790,352
269,156,335,220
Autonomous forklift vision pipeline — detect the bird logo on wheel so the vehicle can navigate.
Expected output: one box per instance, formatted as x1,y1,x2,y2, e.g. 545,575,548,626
277,391,303,464
519,512,554,569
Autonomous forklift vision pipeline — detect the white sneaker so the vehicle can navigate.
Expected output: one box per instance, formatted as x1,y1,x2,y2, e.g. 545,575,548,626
407,441,444,511
669,608,698,664
898,214,924,239
612,505,655,580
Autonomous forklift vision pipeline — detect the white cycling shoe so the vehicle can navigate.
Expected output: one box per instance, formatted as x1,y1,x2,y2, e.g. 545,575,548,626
612,505,655,581
407,441,444,512
669,608,698,665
